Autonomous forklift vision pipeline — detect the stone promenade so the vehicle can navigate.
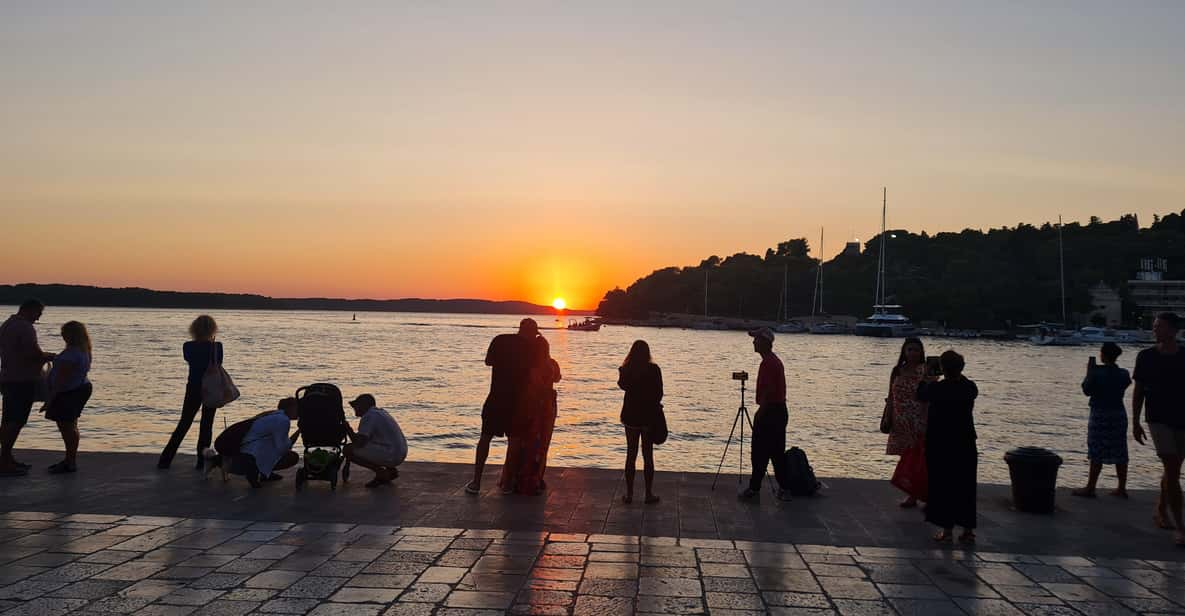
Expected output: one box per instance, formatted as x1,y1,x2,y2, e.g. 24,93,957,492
1,450,1184,615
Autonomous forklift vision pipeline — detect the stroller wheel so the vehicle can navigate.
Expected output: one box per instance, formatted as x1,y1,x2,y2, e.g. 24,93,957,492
295,468,307,491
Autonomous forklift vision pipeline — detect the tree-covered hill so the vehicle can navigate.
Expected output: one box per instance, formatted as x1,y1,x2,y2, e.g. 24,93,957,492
597,211,1185,329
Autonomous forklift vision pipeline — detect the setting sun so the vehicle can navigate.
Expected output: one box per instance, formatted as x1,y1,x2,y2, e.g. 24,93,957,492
552,298,567,311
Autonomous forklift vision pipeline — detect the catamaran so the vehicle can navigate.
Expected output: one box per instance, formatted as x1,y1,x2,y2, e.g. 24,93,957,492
855,189,918,338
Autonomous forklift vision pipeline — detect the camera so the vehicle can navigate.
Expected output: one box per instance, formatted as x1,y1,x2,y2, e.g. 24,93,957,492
732,371,748,381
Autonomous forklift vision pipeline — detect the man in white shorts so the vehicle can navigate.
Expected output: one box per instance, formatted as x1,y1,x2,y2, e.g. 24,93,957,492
344,394,408,488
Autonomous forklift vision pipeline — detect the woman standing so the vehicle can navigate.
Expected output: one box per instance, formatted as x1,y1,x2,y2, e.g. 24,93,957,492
618,340,664,505
501,335,561,495
158,315,223,470
918,350,979,544
1073,342,1132,498
44,321,93,474
885,337,928,508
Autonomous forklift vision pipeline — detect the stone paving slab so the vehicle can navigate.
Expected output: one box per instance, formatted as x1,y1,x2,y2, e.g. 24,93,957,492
1,450,1183,561
0,511,1184,615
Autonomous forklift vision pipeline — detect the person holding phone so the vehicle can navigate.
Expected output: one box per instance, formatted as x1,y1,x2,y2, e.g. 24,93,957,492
917,350,978,544
1072,343,1131,499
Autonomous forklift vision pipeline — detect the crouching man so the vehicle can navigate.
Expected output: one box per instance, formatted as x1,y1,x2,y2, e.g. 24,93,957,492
344,394,408,488
211,397,300,488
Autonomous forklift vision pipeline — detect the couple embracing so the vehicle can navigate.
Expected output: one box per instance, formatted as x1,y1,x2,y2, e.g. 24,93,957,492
468,318,561,496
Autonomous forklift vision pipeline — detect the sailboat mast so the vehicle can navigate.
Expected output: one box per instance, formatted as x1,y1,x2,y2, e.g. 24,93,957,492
874,188,887,310
1058,215,1066,325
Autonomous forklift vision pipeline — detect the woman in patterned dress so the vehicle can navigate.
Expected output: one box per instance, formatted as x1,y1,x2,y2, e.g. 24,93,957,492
1073,342,1132,499
886,337,928,508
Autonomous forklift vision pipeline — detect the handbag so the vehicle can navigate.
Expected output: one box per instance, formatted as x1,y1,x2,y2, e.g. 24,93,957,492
879,399,893,434
200,339,240,409
650,405,668,445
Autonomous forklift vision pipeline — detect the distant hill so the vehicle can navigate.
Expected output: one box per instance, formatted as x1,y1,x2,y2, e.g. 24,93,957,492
0,284,581,316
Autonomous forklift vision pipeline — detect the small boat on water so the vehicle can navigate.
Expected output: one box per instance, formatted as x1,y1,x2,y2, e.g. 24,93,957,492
854,189,919,339
809,322,845,335
567,318,602,332
1026,324,1083,346
775,321,807,334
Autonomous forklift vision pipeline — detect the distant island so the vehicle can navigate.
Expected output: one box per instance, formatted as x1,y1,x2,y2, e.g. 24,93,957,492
0,284,584,316
597,210,1185,329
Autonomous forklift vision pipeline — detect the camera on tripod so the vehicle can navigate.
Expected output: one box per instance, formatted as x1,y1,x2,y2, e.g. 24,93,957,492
732,371,748,381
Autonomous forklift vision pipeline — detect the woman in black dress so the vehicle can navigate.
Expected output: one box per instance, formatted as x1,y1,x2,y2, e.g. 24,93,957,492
918,350,979,543
158,315,223,470
618,340,663,504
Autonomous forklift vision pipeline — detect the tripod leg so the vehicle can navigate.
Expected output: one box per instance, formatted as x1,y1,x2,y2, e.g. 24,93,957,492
712,407,745,490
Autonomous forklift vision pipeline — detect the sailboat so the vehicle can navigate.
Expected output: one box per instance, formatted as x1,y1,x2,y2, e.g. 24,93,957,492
775,261,806,333
1029,216,1082,346
854,188,918,338
691,267,727,330
808,228,845,335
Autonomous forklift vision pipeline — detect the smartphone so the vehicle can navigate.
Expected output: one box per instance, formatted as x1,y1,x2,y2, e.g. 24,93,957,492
925,356,943,377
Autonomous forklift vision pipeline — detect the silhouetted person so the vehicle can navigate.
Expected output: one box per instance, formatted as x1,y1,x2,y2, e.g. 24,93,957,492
1133,312,1185,546
44,321,94,474
500,335,561,495
213,398,300,488
740,327,791,501
919,350,978,544
158,315,223,470
618,340,663,504
1073,342,1131,499
885,337,928,508
344,393,409,488
0,299,54,476
468,318,537,494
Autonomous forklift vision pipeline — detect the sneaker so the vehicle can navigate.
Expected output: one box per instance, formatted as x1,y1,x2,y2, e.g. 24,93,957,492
738,487,759,500
776,489,794,502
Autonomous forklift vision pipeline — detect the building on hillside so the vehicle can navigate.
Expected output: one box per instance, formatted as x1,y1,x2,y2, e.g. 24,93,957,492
842,241,861,257
1087,282,1122,327
1128,258,1185,325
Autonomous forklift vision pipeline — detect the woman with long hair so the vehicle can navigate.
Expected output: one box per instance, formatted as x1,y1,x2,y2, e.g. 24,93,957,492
158,315,223,470
886,337,928,507
618,340,663,504
43,321,93,473
501,335,561,495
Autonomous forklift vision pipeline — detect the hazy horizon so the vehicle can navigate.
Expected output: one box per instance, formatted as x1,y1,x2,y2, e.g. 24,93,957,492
4,2,1183,309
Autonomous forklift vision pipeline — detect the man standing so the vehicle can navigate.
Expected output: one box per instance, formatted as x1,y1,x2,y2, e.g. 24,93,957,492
1133,312,1185,546
740,327,792,501
467,318,537,494
344,394,408,488
0,299,54,476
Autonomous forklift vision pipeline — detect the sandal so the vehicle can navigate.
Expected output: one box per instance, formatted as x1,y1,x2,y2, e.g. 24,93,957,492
1071,488,1097,498
958,531,976,544
933,530,953,543
1155,513,1176,530
644,495,661,505
621,494,633,504
464,481,480,495
1111,489,1129,499
48,461,77,474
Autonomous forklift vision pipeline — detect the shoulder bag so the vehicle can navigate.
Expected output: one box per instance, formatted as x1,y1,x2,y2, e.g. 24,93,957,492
201,339,240,409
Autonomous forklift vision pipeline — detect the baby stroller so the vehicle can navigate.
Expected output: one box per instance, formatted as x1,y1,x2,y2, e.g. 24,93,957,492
294,383,351,490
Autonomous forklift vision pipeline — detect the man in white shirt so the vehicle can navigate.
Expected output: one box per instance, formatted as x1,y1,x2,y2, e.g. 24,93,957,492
235,397,300,487
344,394,408,488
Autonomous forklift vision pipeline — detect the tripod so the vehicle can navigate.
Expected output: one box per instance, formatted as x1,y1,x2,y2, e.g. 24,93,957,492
712,377,756,491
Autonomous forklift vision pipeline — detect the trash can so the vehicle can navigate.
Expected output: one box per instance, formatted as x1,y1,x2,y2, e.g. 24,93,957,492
1004,447,1063,513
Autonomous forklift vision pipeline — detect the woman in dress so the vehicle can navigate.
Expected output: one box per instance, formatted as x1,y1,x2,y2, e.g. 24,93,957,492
618,340,664,504
885,337,928,507
1073,342,1132,498
918,350,979,544
43,321,93,474
501,335,561,495
158,315,223,470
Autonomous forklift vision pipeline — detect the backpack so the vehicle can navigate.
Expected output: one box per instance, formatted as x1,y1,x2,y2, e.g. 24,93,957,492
783,447,821,497
214,417,258,457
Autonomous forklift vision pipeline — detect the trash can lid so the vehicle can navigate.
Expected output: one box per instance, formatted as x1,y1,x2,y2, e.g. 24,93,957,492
1005,446,1062,460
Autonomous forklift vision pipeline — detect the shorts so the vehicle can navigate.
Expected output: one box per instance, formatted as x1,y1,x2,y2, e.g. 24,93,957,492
481,395,517,438
0,380,36,427
354,443,404,468
45,383,93,422
1150,423,1185,458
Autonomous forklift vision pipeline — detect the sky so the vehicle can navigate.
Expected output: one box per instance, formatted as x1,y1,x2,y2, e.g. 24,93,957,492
2,1,1183,309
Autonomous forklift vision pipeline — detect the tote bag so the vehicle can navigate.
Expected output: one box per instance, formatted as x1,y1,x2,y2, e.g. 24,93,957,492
200,340,240,408
650,405,669,445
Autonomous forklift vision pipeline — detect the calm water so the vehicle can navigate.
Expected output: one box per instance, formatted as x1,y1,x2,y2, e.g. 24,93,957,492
6,307,1161,488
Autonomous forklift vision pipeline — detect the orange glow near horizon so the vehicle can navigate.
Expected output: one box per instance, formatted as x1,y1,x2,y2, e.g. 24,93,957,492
552,298,567,311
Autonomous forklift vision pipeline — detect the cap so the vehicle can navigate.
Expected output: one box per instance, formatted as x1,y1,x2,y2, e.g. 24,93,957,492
348,393,376,410
519,318,539,335
748,327,775,343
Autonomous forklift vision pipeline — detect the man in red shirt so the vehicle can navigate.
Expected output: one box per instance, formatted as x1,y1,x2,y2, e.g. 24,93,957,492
741,327,791,500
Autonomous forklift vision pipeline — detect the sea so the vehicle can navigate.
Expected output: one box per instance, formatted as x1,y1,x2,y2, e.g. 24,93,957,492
4,306,1161,489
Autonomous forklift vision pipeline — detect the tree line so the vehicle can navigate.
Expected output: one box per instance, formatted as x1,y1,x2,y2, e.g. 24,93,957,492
597,211,1185,329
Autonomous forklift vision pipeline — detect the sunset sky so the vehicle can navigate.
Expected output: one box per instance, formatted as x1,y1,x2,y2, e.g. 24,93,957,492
3,2,1183,309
